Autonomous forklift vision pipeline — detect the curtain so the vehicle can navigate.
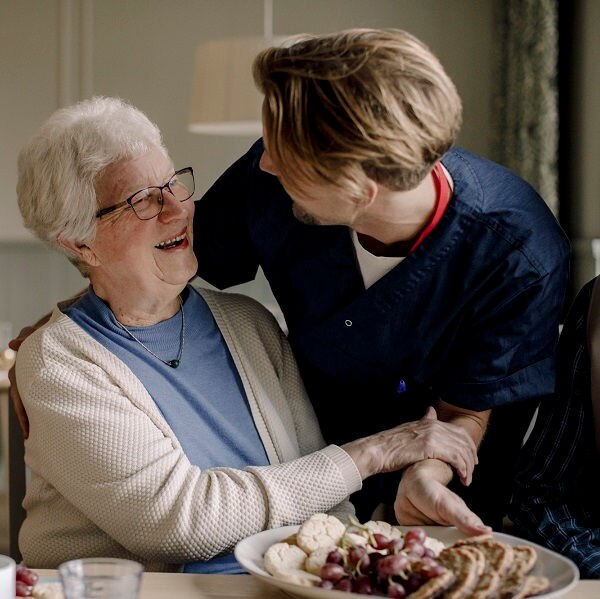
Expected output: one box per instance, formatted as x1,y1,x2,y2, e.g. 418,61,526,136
494,0,559,214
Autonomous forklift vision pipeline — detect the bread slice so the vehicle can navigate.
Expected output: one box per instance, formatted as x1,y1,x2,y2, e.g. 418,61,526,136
439,547,480,599
409,570,456,599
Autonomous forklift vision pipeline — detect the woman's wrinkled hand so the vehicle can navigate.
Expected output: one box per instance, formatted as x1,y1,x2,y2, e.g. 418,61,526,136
341,407,477,483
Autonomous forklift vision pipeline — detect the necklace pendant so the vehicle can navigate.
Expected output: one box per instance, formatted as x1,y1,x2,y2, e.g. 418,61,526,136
169,359,180,368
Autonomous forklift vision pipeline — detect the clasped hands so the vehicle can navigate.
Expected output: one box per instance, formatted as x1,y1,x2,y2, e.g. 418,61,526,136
342,407,491,535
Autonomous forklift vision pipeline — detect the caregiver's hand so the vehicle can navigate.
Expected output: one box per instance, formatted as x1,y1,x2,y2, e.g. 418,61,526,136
341,407,477,484
394,459,491,536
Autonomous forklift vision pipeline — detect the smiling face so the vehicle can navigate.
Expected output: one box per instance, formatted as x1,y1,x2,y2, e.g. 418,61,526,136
259,137,372,228
79,147,197,306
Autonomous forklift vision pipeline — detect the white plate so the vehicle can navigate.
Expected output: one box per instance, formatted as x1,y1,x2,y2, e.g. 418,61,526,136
235,525,579,599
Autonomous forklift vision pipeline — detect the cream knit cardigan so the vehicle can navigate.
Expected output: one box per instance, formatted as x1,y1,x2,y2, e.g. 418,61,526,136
17,288,361,570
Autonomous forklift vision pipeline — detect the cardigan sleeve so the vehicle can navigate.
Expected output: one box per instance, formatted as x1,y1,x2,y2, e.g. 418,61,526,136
17,325,361,563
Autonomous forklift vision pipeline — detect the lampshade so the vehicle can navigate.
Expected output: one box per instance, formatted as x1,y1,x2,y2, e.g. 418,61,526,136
188,37,273,136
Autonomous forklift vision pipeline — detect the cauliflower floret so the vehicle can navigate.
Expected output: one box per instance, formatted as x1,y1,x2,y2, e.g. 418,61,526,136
264,542,307,576
273,569,321,586
363,520,404,539
424,536,446,556
304,546,333,576
296,513,346,553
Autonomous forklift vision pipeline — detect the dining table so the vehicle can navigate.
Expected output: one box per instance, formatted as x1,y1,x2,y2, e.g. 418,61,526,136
28,570,600,598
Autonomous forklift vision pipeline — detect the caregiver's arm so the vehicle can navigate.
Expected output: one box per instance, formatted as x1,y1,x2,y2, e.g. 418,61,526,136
394,402,491,535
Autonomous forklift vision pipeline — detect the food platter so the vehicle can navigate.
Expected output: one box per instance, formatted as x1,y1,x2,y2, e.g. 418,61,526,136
234,525,579,599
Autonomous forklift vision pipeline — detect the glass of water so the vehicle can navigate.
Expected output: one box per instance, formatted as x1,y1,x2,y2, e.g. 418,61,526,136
59,558,143,599
0,555,16,598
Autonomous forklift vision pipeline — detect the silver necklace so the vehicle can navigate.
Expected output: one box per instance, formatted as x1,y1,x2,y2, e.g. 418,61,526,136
116,296,185,368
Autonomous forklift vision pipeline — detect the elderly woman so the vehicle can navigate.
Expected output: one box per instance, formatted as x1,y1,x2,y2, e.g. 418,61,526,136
15,97,479,573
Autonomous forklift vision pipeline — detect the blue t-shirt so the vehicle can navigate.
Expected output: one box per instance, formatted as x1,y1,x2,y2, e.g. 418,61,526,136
64,285,269,573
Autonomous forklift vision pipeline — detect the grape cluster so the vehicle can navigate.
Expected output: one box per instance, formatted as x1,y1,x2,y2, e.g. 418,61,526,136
16,564,38,597
318,528,447,597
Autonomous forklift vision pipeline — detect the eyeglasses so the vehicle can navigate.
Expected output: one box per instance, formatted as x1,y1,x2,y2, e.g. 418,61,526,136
95,167,195,220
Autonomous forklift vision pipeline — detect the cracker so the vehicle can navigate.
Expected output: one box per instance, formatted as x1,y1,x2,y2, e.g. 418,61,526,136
466,539,514,575
497,544,539,598
512,545,537,575
461,546,486,576
497,568,526,599
512,576,550,599
451,534,494,547
439,547,480,599
409,569,456,599
467,570,500,599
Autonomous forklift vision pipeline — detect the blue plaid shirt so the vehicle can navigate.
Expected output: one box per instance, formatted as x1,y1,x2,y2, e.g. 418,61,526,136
510,278,600,579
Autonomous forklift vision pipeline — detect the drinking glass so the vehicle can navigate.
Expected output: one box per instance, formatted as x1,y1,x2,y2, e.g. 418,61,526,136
59,558,143,599
0,555,16,597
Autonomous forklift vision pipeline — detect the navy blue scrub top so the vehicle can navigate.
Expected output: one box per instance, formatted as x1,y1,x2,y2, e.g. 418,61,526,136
194,140,570,525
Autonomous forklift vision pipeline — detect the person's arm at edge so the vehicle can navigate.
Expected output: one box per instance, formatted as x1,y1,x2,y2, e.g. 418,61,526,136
8,287,87,437
509,276,600,577
509,388,600,578
586,275,600,450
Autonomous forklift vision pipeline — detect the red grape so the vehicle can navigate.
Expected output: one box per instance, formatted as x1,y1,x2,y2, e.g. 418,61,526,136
349,546,367,565
15,580,32,597
376,554,409,577
369,551,385,570
318,580,334,589
326,549,345,565
404,540,426,558
387,538,404,554
15,564,38,597
320,563,347,582
404,571,425,593
417,556,438,570
387,582,407,598
404,528,426,544
372,533,390,550
333,577,353,592
16,564,38,586
353,574,373,595
358,555,371,574
423,563,447,579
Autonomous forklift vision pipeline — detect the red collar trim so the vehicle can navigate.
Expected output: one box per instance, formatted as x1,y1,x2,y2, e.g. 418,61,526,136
408,162,452,254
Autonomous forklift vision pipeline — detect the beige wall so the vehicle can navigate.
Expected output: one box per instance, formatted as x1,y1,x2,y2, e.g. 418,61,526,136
0,0,501,332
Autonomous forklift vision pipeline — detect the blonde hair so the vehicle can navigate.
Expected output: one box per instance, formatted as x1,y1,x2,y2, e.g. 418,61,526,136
253,28,462,199
17,96,168,275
